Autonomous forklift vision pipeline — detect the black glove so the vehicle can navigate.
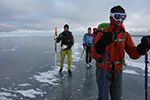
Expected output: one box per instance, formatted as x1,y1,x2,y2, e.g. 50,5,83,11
137,36,150,55
141,36,150,49
94,32,114,54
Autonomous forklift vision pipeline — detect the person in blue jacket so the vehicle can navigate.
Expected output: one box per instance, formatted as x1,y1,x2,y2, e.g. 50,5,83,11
83,27,93,67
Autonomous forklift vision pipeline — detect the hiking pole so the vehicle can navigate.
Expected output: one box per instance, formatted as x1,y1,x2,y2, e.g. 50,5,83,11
55,27,57,71
145,48,148,100
79,49,85,61
101,46,108,100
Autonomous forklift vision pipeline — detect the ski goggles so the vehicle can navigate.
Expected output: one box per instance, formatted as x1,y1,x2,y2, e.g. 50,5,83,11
110,13,127,21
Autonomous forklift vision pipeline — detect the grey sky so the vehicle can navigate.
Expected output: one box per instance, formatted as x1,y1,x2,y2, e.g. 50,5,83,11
0,0,150,33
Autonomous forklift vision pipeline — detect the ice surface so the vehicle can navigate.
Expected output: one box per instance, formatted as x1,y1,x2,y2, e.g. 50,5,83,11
1,48,16,52
43,51,50,54
72,43,83,61
126,59,150,76
0,97,12,100
5,77,10,80
126,60,145,71
123,69,140,75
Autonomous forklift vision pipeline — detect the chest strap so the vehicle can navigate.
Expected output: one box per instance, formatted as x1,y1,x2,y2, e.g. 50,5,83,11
114,39,125,42
114,29,126,42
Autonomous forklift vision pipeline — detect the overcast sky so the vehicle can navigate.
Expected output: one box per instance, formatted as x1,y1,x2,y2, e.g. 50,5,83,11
0,0,150,33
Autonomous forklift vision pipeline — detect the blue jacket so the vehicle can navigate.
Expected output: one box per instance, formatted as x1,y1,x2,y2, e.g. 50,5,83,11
83,33,93,46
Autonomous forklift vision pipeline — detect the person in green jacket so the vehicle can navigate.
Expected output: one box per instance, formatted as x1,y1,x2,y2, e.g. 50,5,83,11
56,24,74,74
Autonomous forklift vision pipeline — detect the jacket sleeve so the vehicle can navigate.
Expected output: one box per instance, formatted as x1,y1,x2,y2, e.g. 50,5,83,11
83,34,86,45
56,32,63,43
125,32,141,59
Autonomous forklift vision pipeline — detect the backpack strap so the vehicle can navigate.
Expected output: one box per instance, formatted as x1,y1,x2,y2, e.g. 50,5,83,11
123,29,126,44
113,28,126,44
85,33,88,45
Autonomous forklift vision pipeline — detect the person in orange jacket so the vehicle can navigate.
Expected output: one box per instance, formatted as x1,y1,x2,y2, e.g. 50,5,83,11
91,5,150,100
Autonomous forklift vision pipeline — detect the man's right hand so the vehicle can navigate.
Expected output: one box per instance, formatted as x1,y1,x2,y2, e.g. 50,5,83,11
83,44,87,49
141,36,150,49
84,46,87,49
137,36,150,55
54,36,57,41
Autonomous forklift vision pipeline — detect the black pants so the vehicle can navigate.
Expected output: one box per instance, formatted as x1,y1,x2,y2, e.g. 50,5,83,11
85,46,92,64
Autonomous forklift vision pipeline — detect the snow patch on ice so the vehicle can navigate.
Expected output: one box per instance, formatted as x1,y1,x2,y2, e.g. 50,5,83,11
1,88,8,91
33,70,60,86
1,88,46,99
18,83,31,87
31,63,75,86
0,92,17,100
0,92,13,97
14,89,46,98
123,69,140,75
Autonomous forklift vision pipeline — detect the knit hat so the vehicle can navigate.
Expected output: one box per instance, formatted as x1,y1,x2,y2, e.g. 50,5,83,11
64,24,69,29
88,27,91,30
110,5,125,13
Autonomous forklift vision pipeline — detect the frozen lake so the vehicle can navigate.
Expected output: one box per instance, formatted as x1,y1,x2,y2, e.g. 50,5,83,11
0,36,150,100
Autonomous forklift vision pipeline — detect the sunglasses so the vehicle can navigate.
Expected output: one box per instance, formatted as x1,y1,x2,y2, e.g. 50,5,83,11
110,13,127,21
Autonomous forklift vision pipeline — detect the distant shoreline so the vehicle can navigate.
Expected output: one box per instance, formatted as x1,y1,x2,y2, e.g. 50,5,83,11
131,35,149,37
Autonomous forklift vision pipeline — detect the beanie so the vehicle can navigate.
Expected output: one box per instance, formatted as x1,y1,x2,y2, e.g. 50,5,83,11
64,24,69,29
110,5,125,13
88,27,91,30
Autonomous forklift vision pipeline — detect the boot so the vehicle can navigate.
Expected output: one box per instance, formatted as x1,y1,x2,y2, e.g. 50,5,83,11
87,63,90,68
59,68,63,73
68,70,72,75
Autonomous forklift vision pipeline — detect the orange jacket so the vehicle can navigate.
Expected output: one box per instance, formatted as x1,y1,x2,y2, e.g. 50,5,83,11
91,25,141,71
